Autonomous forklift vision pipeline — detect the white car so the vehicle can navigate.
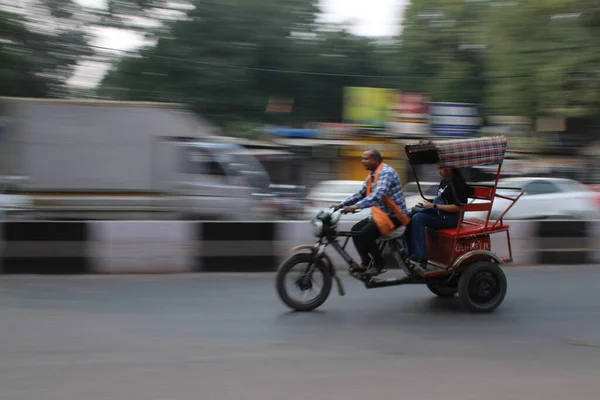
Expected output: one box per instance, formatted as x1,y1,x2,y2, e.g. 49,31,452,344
402,181,440,211
303,180,372,221
0,194,32,220
469,177,599,220
304,179,437,221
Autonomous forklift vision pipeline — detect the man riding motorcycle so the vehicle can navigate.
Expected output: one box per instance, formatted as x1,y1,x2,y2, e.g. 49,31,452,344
333,149,410,276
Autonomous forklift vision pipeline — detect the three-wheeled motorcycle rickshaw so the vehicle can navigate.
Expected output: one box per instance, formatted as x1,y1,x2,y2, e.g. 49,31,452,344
275,135,523,313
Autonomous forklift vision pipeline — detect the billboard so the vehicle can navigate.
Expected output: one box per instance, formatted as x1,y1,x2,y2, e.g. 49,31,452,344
394,93,429,122
310,122,358,139
343,87,397,127
265,96,294,113
429,102,481,137
388,92,429,135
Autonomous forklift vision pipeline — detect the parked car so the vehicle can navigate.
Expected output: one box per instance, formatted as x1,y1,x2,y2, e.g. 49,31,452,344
469,177,600,220
304,179,437,221
0,177,32,220
265,184,307,220
587,184,600,209
402,181,440,211
303,180,371,221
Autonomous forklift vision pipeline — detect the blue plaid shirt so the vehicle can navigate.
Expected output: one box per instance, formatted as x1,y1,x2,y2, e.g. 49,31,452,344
339,163,408,216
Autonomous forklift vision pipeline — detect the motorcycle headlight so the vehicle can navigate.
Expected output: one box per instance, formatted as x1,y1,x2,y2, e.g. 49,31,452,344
311,219,323,237
330,210,341,225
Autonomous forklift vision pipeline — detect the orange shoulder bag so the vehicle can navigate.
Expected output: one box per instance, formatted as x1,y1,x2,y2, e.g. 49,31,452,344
367,163,411,235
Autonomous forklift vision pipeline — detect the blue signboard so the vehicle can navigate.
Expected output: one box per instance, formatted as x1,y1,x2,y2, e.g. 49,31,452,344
429,102,481,137
266,127,321,139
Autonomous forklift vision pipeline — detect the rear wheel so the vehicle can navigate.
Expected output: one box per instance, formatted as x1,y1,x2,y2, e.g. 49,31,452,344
458,260,507,313
275,253,332,312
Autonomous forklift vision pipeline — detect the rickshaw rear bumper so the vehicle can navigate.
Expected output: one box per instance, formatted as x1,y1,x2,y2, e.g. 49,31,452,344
451,250,503,269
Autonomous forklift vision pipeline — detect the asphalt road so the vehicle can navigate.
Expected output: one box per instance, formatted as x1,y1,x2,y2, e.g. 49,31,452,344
1,266,600,400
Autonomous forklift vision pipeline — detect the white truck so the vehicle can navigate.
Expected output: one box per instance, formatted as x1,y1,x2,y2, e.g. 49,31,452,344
0,97,276,220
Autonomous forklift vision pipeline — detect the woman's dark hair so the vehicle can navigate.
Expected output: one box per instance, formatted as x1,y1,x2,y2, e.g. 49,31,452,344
451,167,472,197
451,168,466,182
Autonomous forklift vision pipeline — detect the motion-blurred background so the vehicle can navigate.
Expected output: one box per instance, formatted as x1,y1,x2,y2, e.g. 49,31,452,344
2,0,600,221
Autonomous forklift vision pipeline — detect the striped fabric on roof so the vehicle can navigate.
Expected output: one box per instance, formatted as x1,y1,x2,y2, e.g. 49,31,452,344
405,136,507,168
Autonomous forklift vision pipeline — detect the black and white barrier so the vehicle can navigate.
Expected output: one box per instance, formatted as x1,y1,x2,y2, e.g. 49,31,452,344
0,220,599,274
536,220,592,265
1,221,90,274
200,222,278,272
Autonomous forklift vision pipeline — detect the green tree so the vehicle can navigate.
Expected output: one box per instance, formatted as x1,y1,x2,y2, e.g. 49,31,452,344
482,1,600,119
398,0,487,103
0,1,93,97
98,1,401,127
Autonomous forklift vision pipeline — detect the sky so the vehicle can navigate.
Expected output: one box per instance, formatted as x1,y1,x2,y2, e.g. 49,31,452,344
69,0,408,88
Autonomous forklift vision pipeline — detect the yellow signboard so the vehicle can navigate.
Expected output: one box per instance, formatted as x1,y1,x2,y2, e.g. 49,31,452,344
343,87,397,127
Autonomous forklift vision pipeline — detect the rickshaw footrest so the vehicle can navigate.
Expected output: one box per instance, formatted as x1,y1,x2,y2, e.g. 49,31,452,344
364,276,421,289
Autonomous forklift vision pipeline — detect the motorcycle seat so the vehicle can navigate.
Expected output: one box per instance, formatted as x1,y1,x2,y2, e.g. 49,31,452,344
380,225,406,241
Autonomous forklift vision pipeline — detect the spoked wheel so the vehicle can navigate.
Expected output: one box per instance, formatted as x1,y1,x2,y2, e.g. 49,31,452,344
425,281,458,297
275,253,332,312
458,261,507,313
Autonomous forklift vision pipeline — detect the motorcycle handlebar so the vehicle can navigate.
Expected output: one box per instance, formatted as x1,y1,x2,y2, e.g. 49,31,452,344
328,206,359,214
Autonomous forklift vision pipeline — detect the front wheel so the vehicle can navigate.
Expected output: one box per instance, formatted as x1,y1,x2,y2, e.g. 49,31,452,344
275,253,332,312
458,260,507,313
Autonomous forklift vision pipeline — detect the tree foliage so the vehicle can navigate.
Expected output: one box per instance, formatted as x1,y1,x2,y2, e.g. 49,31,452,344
4,0,600,126
98,0,398,127
0,1,93,97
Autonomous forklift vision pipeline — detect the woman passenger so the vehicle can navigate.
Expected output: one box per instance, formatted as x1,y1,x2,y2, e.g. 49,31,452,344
406,165,469,269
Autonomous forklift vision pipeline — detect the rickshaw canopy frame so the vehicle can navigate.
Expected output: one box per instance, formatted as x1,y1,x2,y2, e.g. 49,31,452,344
404,135,508,169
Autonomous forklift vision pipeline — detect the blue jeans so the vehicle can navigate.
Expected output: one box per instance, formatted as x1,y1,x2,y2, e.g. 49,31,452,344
406,210,460,261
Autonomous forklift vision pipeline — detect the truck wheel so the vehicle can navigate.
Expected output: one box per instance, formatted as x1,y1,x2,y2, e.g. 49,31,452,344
458,261,507,313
